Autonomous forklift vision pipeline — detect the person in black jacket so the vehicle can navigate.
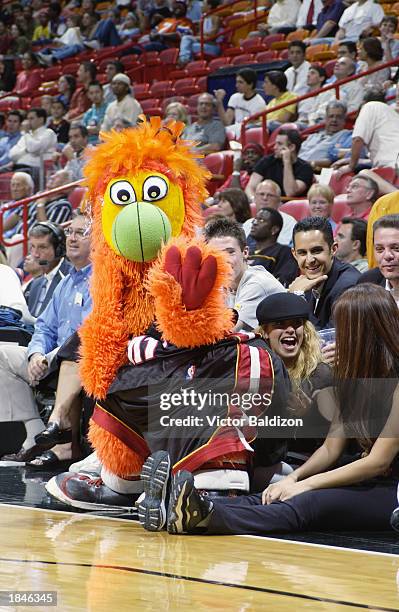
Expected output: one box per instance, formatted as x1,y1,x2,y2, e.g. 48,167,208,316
288,216,360,329
248,206,298,287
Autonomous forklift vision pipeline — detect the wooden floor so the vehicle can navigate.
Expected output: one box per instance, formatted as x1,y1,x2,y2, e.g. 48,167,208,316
0,504,398,612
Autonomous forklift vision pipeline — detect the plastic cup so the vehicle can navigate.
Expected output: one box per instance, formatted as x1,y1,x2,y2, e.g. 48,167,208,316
318,328,336,348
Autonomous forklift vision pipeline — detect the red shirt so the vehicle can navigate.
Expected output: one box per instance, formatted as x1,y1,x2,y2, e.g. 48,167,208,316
67,87,90,120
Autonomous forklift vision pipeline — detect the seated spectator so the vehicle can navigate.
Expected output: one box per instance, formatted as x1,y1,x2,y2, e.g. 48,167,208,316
0,21,12,54
37,15,85,65
101,74,143,133
289,216,360,329
135,1,194,53
182,93,226,154
0,212,92,464
244,180,297,246
118,12,141,41
204,218,285,332
252,0,301,36
284,41,311,96
308,184,337,232
248,207,299,286
40,95,53,120
102,60,124,106
9,108,57,178
48,2,67,38
30,170,73,227
65,61,97,122
0,56,16,94
87,11,122,49
62,124,89,182
48,99,70,145
262,71,297,129
209,188,251,225
297,65,335,127
25,222,72,318
57,74,76,110
1,172,33,240
308,0,345,40
340,84,399,172
137,0,171,31
335,0,384,43
295,0,323,31
0,110,22,170
163,101,189,125
8,23,32,55
361,214,399,305
82,82,108,145
178,0,222,65
299,101,352,170
331,57,364,113
345,174,378,220
358,37,391,90
214,68,266,138
218,142,264,191
32,8,52,43
246,128,314,198
379,16,399,61
335,217,368,272
12,52,42,98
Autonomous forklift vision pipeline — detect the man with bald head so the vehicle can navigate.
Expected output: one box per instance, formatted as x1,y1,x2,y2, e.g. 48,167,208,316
2,172,34,240
332,56,363,113
243,179,296,247
182,93,226,154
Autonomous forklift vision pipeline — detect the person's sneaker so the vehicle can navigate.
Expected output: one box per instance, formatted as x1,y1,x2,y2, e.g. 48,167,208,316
391,507,399,532
167,470,213,534
69,452,101,476
45,472,138,512
137,451,171,532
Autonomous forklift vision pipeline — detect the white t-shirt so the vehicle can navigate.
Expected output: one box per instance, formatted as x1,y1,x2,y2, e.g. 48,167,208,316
352,101,399,167
268,0,301,28
227,265,285,330
0,264,34,324
227,92,266,124
338,0,384,41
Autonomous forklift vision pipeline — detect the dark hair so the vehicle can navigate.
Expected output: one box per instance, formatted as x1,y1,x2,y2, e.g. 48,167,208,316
106,60,124,73
7,109,22,122
0,57,16,92
338,40,357,57
29,107,47,121
23,51,39,66
29,222,66,256
333,284,399,450
69,123,88,138
88,80,103,90
363,86,386,103
278,128,302,153
218,188,251,223
237,68,257,89
259,206,283,236
341,217,367,256
264,70,287,92
309,64,327,84
288,40,306,53
373,213,399,235
82,60,97,81
360,37,384,61
293,216,334,247
60,73,76,95
204,217,247,251
381,15,398,29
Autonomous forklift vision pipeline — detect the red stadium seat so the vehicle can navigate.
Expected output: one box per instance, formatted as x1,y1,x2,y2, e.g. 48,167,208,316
134,83,151,100
372,166,396,184
223,46,244,57
187,93,202,112
329,171,354,196
42,65,62,81
68,187,87,210
241,37,267,53
331,195,351,223
255,50,278,62
140,98,161,111
173,78,200,96
230,53,255,66
159,48,179,66
196,76,208,91
149,80,176,98
185,60,210,77
324,59,337,78
279,200,310,221
262,34,285,48
208,57,231,71
203,151,234,195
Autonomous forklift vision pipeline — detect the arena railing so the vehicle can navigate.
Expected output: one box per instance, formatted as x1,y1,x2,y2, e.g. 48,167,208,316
199,0,267,58
239,57,399,147
0,179,84,258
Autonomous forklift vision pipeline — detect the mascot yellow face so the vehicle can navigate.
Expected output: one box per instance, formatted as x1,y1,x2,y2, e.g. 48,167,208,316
102,170,185,262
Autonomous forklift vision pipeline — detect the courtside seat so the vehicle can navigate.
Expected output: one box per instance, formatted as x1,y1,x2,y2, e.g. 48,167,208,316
279,200,310,221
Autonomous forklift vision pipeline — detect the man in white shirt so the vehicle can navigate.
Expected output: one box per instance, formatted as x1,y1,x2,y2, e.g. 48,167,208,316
284,41,311,96
204,218,285,331
332,56,364,113
296,0,323,29
336,0,384,42
244,180,297,246
10,108,57,172
101,74,143,132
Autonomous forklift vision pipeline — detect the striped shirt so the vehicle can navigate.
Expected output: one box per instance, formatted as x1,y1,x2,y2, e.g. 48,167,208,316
14,197,72,234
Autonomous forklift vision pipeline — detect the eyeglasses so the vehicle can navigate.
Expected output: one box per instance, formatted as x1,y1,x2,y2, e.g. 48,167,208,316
64,227,90,239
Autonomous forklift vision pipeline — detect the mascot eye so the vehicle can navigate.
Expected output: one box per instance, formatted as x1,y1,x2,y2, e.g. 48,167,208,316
110,181,137,206
142,176,168,202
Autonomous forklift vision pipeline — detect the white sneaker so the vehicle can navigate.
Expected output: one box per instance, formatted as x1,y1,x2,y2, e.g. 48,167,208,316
69,451,101,476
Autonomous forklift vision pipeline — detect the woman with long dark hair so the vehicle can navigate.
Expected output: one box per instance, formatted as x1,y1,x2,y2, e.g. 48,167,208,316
148,284,399,535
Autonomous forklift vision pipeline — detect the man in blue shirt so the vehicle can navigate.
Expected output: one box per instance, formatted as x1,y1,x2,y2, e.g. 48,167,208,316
0,211,92,464
0,111,22,170
82,82,108,145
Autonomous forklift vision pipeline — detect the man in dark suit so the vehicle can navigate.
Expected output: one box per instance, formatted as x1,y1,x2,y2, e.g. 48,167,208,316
289,216,360,329
25,222,71,319
357,214,399,308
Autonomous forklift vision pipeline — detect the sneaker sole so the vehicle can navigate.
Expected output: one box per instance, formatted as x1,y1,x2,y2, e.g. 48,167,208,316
45,476,137,513
0,460,26,467
168,471,194,534
138,451,171,531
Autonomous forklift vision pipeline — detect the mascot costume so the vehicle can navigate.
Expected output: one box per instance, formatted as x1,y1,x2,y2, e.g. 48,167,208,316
46,118,288,512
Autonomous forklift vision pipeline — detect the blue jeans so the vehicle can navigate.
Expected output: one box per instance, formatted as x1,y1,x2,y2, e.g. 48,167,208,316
179,34,220,63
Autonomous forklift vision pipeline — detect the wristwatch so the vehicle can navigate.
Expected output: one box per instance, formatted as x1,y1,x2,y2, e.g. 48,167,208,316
293,290,306,299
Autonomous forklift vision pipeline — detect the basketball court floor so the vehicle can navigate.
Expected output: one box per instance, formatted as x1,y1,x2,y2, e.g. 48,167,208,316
0,466,398,611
